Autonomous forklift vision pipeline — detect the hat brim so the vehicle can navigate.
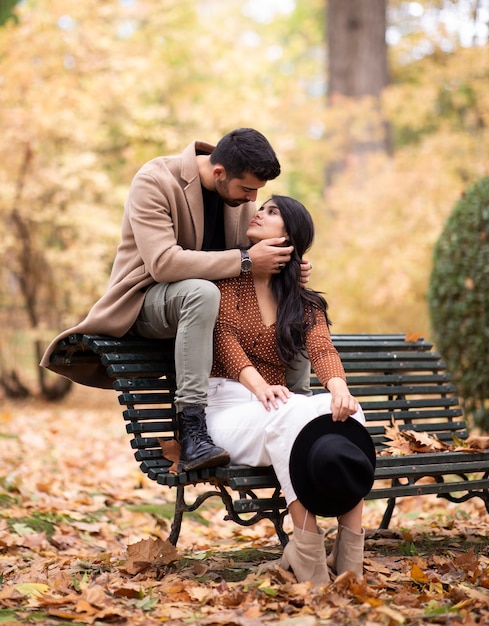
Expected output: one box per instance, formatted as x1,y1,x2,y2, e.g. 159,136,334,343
289,414,376,517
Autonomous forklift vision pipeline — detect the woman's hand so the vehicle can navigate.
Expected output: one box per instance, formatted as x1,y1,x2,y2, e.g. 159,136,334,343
330,390,360,421
238,366,292,411
327,377,360,421
255,384,292,411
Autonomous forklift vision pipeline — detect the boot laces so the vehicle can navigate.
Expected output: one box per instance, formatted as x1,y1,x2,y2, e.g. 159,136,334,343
179,410,214,445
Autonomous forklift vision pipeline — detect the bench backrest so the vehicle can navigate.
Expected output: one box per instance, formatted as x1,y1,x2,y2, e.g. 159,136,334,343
51,333,465,475
314,335,466,451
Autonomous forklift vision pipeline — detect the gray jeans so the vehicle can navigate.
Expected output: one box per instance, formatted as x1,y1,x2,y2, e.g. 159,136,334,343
132,279,311,412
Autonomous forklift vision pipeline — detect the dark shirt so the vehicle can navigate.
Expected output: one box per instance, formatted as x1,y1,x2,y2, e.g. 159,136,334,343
201,185,225,251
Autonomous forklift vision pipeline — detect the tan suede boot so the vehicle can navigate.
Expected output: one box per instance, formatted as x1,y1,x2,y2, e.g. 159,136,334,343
279,526,330,586
326,524,365,578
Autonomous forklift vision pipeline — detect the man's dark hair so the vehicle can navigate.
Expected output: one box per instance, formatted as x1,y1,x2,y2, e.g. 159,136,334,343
210,128,281,181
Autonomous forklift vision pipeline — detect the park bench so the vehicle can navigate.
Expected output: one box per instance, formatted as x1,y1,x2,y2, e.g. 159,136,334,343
50,333,489,547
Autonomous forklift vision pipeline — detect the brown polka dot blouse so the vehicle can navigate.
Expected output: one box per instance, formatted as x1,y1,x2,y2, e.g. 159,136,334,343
210,273,346,387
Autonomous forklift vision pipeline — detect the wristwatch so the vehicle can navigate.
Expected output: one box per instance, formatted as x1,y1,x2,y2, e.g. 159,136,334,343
240,249,253,273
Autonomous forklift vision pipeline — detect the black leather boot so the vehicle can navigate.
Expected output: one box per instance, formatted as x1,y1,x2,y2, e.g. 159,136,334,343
177,405,230,472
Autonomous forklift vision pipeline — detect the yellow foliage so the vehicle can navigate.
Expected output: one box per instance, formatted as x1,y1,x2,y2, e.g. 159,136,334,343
309,45,489,338
1,0,489,385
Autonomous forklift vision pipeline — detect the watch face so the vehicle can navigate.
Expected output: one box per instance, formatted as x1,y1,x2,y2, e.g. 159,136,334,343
241,251,252,272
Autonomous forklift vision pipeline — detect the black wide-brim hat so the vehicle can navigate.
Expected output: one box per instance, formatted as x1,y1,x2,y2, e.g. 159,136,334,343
290,414,376,518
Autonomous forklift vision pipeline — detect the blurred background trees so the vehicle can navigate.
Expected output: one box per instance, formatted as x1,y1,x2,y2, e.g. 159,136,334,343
0,0,488,408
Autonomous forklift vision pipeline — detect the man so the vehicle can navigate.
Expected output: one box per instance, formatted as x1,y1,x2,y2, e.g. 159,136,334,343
41,128,310,472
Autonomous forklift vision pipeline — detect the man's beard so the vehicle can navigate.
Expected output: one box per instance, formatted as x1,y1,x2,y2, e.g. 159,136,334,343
215,178,248,207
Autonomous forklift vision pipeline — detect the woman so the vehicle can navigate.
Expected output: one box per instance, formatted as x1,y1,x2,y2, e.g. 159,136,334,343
205,195,375,585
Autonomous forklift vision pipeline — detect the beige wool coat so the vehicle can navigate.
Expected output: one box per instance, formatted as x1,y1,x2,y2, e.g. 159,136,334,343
40,140,255,388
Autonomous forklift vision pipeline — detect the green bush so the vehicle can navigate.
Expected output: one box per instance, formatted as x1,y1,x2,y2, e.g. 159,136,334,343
428,177,489,432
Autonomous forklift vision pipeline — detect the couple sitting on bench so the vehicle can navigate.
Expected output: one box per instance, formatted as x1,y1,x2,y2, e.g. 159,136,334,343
40,130,375,585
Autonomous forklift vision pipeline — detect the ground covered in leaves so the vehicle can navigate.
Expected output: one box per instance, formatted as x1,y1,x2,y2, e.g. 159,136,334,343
1,386,488,625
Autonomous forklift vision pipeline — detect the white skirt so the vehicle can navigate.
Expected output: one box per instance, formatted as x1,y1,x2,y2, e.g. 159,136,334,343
205,378,365,507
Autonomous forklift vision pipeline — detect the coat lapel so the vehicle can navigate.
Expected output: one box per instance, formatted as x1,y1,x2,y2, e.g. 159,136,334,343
180,141,212,250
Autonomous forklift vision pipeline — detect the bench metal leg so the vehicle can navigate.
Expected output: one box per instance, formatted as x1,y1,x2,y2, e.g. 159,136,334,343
168,485,185,546
273,511,290,547
436,474,489,514
220,486,289,547
379,497,396,529
168,482,244,545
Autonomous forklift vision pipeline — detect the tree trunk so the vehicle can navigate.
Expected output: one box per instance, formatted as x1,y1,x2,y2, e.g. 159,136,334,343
3,143,73,401
328,0,388,99
326,0,391,183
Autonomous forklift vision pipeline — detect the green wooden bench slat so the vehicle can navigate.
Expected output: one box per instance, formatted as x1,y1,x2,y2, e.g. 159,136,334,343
333,333,408,338
370,435,466,449
358,398,460,410
122,408,175,420
335,343,429,351
367,420,468,434
102,353,176,366
342,374,453,385
134,449,166,460
118,392,175,405
106,363,172,376
367,420,467,436
337,351,442,362
82,335,175,352
332,334,431,347
126,422,175,434
155,467,221,486
215,465,279,478
342,361,446,372
374,458,489,479
139,457,171,469
114,379,176,391
234,497,287,513
130,436,165,447
375,450,489,467
365,409,464,421
319,384,459,397
225,475,282,489
367,479,489,501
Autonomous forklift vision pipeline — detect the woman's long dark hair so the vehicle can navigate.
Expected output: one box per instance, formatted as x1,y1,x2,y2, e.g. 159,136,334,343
268,195,331,363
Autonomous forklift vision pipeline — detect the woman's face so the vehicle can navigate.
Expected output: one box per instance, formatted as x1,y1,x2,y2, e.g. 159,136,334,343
246,199,288,244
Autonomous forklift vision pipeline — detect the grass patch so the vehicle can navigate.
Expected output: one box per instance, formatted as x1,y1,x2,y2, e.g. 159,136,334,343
0,609,86,625
0,609,17,623
3,510,108,540
177,547,281,583
367,532,489,558
7,512,64,540
126,502,176,519
0,492,20,508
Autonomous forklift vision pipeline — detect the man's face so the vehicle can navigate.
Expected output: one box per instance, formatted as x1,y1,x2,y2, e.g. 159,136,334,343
214,169,266,207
